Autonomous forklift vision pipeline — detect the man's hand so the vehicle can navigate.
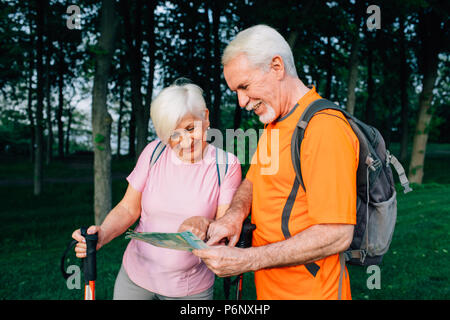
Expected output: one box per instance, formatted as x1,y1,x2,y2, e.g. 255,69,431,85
206,212,243,246
178,216,212,241
206,178,252,246
192,246,256,277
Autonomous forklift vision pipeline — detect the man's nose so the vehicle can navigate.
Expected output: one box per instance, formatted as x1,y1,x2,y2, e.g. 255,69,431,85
237,91,250,108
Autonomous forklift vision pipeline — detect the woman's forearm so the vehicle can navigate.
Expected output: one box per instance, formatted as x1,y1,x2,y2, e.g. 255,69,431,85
99,203,140,247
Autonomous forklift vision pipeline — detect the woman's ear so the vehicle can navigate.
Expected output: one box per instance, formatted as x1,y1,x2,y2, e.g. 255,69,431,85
202,109,210,142
204,109,210,127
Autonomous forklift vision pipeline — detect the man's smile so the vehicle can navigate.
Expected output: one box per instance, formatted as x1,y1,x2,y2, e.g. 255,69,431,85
246,100,263,112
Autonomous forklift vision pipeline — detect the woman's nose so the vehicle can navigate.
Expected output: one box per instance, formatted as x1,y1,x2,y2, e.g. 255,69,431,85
180,134,193,148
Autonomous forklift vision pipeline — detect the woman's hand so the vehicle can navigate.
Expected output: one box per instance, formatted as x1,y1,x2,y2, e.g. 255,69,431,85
178,216,213,241
71,225,103,258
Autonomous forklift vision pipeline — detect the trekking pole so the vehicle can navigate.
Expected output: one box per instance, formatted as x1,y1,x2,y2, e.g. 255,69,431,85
234,218,256,300
61,226,98,300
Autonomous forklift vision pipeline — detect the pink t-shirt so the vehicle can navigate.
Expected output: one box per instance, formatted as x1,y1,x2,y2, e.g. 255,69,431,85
122,140,241,297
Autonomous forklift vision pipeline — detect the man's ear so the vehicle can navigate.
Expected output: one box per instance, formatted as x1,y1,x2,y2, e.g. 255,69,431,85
270,55,285,80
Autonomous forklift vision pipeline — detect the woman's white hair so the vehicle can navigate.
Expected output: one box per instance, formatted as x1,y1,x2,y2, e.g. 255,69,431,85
150,81,206,144
222,24,297,77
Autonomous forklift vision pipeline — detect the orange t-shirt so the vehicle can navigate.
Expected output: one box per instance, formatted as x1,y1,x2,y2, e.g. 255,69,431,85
246,87,359,300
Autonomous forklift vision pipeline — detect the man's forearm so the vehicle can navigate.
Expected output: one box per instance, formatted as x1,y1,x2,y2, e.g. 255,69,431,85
248,224,354,271
225,178,253,222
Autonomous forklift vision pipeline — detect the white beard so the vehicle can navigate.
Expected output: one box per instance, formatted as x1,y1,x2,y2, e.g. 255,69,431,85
258,103,277,124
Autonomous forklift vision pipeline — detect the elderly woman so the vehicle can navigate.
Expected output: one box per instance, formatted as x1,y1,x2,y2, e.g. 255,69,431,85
72,81,241,300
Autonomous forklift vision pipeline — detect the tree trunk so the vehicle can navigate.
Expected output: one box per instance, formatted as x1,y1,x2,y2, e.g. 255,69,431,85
117,55,125,157
381,95,393,149
345,37,360,115
122,0,145,158
364,42,374,124
286,0,314,52
65,106,73,156
399,15,409,162
144,0,157,145
117,91,124,157
128,104,136,158
379,29,392,149
27,69,35,163
122,0,135,158
34,0,45,196
324,37,333,99
57,54,65,158
27,14,35,163
45,9,53,165
91,0,118,224
408,9,442,184
203,0,213,113
408,69,438,183
134,0,147,157
211,0,222,129
345,1,363,115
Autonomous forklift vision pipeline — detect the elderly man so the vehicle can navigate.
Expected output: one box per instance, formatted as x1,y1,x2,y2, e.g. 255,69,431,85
193,25,359,300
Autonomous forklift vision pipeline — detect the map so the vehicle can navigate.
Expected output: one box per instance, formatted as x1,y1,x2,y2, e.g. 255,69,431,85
125,229,209,251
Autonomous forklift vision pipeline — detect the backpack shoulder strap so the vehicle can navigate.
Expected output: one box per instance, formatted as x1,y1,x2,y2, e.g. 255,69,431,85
298,99,348,126
149,140,166,170
291,98,345,192
215,147,229,187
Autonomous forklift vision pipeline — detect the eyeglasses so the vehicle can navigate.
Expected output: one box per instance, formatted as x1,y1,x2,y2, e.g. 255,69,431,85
169,124,204,143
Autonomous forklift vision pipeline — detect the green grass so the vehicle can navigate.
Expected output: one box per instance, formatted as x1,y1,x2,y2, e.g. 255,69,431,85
0,145,449,300
0,178,256,300
347,183,450,300
0,154,137,181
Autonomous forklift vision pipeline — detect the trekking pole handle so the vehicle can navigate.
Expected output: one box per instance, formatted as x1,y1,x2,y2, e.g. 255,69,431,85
80,226,98,282
236,219,256,249
234,219,255,300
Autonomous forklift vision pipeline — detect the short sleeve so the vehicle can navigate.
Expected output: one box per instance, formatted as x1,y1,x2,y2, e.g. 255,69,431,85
245,130,264,183
301,111,359,225
218,153,242,206
126,140,161,193
245,157,256,183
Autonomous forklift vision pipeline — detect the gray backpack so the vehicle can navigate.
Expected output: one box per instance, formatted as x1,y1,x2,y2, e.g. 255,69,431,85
149,140,229,186
289,99,412,267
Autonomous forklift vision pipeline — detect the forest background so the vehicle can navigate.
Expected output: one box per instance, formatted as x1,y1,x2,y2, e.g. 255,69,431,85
0,0,448,300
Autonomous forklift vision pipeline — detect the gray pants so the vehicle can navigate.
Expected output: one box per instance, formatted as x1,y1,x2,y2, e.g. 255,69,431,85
113,264,214,300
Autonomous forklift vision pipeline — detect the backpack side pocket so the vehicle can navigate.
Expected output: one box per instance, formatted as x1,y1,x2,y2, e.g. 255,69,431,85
365,190,397,257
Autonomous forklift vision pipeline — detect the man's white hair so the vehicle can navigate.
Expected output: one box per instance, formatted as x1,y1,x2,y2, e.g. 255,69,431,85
222,24,297,77
150,82,206,144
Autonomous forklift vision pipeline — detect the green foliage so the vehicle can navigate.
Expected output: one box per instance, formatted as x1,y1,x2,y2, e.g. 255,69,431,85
94,133,105,144
94,133,105,151
0,109,31,155
89,44,110,57
1,0,449,162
